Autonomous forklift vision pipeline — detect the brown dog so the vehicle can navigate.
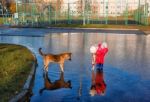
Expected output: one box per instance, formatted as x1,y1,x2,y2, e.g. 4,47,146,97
39,72,71,94
39,48,71,72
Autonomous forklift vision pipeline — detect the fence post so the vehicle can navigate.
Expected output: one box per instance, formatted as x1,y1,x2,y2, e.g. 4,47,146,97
103,0,104,24
31,3,34,27
105,1,108,24
125,0,128,25
16,0,18,25
138,0,141,24
1,3,4,25
54,3,56,25
82,0,85,25
48,5,51,25
68,2,70,24
144,0,148,25
147,1,149,25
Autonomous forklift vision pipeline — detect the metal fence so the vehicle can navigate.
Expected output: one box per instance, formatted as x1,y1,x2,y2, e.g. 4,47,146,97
1,0,150,27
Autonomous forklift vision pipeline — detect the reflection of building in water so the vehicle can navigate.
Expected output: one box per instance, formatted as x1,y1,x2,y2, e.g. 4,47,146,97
90,69,106,96
39,72,71,94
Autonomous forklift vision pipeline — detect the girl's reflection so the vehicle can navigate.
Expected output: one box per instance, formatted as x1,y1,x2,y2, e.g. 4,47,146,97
90,69,106,96
39,72,72,94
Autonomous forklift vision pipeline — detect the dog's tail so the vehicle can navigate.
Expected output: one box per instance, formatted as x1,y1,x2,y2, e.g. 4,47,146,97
39,48,45,56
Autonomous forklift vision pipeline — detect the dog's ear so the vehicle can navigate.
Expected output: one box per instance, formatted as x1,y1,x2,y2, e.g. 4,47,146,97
67,80,72,89
68,80,71,83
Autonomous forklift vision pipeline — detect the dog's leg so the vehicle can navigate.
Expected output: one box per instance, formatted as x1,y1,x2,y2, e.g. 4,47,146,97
44,60,49,72
43,66,48,78
59,63,64,72
44,65,49,72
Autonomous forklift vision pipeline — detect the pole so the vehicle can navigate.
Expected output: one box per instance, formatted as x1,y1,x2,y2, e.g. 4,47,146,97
82,0,85,25
105,0,108,24
16,0,18,25
68,2,70,24
138,0,141,24
87,0,90,24
115,0,117,24
55,3,56,25
31,3,33,27
1,3,4,25
16,0,18,13
147,0,149,25
145,0,148,25
48,6,51,25
125,0,128,25
102,0,104,24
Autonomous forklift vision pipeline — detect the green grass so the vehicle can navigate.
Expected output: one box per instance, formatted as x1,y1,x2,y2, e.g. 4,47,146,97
52,24,150,31
0,43,35,102
0,17,4,24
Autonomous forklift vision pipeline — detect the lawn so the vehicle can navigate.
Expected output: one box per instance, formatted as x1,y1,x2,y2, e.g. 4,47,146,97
0,43,35,102
52,24,150,31
0,17,4,24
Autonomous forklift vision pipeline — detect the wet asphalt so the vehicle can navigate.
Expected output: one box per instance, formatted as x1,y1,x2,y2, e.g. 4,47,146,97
0,28,150,102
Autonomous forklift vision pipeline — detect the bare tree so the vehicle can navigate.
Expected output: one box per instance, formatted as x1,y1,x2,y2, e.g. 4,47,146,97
1,0,7,8
32,0,64,13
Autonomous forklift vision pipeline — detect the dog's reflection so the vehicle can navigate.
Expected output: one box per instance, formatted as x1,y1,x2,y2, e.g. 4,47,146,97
90,69,106,96
39,72,72,94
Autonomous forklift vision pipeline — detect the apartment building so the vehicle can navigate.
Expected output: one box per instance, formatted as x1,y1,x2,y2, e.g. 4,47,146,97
15,0,150,17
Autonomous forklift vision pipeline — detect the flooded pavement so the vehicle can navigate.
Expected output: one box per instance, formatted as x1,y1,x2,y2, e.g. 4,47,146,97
0,29,150,102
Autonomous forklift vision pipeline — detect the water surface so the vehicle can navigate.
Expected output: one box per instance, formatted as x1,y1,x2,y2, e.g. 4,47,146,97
0,30,150,102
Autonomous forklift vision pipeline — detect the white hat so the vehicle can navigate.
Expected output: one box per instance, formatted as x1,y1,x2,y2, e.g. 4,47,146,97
90,46,97,53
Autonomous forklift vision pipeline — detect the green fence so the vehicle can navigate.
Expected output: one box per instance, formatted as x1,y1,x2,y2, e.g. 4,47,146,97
1,0,150,27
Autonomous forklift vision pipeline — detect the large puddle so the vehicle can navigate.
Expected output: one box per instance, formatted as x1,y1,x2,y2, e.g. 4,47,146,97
0,31,150,102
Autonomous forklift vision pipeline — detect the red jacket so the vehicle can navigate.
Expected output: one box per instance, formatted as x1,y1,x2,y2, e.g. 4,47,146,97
95,46,108,64
95,71,106,94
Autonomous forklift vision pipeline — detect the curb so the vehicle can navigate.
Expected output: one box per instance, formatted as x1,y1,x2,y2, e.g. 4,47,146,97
47,27,139,31
9,53,37,102
9,25,140,31
47,27,145,35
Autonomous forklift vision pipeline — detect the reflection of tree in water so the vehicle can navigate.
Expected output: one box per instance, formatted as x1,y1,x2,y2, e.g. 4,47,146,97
39,72,72,94
90,69,106,96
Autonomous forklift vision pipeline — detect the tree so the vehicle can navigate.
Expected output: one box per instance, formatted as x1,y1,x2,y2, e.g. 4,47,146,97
76,0,83,16
9,2,16,13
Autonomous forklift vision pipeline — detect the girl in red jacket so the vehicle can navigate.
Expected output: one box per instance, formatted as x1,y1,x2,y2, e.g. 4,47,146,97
90,42,108,71
89,42,108,96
